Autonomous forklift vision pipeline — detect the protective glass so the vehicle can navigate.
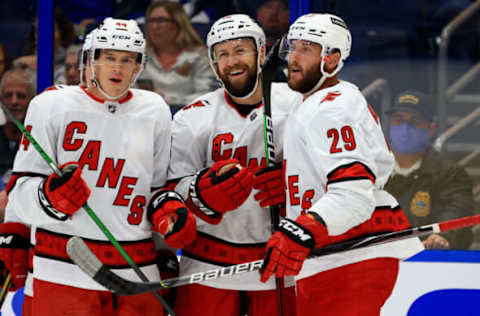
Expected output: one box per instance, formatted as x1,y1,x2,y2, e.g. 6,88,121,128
278,38,320,62
212,38,257,64
93,52,138,70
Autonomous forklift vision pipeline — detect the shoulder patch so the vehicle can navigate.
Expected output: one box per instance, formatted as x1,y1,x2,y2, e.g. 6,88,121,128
183,100,209,111
321,91,341,103
42,85,66,93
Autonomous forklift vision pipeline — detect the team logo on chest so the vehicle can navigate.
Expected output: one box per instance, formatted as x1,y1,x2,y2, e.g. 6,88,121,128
410,191,430,217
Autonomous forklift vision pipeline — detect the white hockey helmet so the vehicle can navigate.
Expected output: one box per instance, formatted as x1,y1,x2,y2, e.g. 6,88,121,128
284,13,352,94
207,14,266,98
88,18,147,99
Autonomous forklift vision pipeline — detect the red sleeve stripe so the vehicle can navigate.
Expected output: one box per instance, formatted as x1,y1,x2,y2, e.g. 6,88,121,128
6,172,48,194
326,162,376,186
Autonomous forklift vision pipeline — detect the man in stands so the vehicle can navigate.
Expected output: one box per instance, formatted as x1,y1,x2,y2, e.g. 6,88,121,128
256,13,423,315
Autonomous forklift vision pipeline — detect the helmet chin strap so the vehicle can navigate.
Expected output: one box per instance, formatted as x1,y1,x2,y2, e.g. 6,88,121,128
303,56,344,97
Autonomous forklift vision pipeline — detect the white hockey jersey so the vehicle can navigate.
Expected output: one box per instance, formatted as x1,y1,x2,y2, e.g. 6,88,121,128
283,81,424,280
6,85,172,290
169,83,302,290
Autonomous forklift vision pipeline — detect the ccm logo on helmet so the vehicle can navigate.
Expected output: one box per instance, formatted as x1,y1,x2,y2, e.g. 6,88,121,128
330,17,347,29
279,219,312,242
112,35,131,40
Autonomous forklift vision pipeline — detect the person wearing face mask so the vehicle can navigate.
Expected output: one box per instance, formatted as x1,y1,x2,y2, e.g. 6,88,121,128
385,90,474,249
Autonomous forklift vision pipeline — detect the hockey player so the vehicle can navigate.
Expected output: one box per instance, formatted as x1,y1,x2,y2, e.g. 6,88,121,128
6,17,196,316
167,14,301,316
256,14,424,315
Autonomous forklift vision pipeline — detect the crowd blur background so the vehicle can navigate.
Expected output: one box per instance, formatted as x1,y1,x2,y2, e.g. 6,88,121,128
1,0,480,249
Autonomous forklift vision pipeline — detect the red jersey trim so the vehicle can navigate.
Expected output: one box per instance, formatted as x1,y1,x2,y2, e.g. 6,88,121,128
326,162,376,186
223,91,262,118
80,85,133,104
35,228,156,268
182,231,267,266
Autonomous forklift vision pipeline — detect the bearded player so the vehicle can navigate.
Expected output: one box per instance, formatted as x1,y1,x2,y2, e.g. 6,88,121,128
255,13,424,315
167,14,301,316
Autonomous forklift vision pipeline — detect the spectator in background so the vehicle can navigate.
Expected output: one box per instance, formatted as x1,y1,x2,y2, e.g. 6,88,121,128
15,8,76,74
0,44,13,81
0,44,13,125
0,68,36,183
55,44,82,85
256,0,290,50
384,90,474,249
256,0,289,82
138,1,216,110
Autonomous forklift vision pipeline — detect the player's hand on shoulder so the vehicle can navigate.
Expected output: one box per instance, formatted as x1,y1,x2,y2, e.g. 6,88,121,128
252,163,285,208
260,212,329,282
0,222,30,290
187,159,253,224
148,190,197,249
38,162,90,221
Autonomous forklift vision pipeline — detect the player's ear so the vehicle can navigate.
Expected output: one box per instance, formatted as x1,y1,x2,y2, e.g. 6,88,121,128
324,52,341,73
259,45,266,66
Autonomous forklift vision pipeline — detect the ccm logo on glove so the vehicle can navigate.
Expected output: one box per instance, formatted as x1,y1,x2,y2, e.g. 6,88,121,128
279,219,313,242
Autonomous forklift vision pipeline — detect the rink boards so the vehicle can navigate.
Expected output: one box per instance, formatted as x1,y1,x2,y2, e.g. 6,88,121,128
2,250,480,315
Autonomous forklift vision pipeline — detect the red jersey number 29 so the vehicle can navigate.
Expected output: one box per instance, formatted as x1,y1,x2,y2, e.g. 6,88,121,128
327,126,356,153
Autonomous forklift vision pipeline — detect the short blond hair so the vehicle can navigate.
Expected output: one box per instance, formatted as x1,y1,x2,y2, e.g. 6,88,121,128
146,1,204,51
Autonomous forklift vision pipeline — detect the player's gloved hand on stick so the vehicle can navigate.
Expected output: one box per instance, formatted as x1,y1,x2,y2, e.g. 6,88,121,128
38,162,90,220
0,222,30,290
253,163,285,208
188,159,253,224
260,212,329,283
148,190,197,249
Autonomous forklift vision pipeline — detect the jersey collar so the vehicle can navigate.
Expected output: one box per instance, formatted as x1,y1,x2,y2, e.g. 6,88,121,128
81,85,133,104
223,90,262,118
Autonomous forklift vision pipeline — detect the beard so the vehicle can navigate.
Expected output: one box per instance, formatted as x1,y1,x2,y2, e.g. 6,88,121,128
287,63,323,94
219,64,258,98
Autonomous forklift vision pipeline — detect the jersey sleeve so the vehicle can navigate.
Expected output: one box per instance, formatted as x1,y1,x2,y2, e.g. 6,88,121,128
167,108,209,198
7,94,63,226
151,102,172,190
307,98,382,236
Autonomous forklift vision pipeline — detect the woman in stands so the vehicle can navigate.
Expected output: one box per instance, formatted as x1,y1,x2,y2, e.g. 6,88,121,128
139,1,216,111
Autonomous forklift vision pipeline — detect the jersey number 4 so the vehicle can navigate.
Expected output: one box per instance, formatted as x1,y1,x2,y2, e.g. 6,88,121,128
327,126,356,153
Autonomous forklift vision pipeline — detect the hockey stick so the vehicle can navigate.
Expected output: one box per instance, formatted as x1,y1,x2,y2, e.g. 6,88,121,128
0,273,11,309
0,101,175,315
260,38,285,316
67,213,480,296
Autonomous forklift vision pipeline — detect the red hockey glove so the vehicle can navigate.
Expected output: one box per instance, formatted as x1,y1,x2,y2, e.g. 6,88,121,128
260,213,329,283
148,190,197,249
253,163,285,208
38,162,90,221
0,222,30,290
187,159,253,224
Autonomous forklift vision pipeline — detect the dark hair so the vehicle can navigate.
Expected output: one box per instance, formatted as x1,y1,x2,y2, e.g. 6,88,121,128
24,7,76,55
0,43,13,72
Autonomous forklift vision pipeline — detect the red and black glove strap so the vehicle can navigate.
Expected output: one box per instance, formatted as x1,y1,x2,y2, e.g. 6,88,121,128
147,189,186,224
38,179,69,221
187,168,223,223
